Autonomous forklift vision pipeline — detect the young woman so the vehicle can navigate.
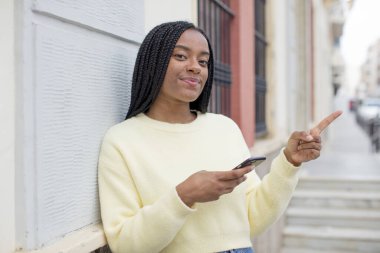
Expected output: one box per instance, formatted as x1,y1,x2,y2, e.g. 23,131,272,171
98,21,341,253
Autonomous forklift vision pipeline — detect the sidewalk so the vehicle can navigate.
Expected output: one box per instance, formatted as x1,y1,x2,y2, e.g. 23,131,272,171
301,90,380,179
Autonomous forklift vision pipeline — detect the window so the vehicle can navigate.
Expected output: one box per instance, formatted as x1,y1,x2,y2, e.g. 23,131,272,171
198,0,233,116
255,0,267,135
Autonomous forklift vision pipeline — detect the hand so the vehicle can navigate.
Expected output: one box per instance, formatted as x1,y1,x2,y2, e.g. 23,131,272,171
284,110,343,166
176,166,252,207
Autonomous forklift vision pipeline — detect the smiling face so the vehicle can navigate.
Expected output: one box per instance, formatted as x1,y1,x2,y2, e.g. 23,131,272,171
156,28,210,106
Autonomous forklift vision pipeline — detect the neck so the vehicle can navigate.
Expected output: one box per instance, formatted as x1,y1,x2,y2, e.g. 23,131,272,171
146,101,196,124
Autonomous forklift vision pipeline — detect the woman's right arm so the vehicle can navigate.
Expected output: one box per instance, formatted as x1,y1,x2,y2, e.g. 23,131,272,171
98,135,195,253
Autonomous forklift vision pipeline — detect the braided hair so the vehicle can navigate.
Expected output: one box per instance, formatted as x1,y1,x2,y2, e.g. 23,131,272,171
125,21,214,119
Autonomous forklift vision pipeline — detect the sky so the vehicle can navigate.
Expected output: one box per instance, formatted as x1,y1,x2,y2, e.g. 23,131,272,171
340,0,380,95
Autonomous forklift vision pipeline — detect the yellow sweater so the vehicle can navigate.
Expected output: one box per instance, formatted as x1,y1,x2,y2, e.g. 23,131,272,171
98,112,300,253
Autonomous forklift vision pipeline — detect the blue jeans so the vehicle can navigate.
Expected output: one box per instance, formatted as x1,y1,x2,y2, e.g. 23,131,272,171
218,247,254,253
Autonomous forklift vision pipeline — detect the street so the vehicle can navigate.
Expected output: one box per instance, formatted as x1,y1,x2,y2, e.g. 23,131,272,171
302,89,380,179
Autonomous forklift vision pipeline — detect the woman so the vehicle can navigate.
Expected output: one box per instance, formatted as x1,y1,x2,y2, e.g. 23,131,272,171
98,21,341,253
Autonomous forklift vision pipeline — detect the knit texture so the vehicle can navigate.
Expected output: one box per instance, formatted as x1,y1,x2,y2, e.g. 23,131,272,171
98,112,300,253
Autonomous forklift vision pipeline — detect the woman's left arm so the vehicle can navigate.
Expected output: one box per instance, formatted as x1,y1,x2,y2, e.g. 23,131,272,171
245,149,300,237
246,111,342,236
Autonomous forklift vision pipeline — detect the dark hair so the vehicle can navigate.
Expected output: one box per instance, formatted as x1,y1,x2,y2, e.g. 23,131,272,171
125,21,214,119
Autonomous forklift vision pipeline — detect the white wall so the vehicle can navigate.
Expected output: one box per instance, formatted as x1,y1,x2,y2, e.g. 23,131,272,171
144,0,197,33
267,0,288,140
15,0,144,250
286,0,303,133
0,0,16,252
313,0,334,125
267,0,309,137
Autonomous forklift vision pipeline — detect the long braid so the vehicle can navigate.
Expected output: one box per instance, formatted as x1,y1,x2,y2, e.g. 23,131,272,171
126,21,214,119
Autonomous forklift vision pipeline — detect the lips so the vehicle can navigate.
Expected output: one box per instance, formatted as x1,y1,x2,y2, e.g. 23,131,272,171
180,77,201,88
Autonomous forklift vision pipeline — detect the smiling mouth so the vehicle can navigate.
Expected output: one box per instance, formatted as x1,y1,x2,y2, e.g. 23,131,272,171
181,77,201,87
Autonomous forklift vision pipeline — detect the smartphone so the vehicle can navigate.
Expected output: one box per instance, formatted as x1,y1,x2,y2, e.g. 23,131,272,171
233,156,266,170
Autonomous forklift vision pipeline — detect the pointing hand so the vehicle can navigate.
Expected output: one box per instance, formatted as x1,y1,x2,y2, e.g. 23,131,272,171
284,111,343,166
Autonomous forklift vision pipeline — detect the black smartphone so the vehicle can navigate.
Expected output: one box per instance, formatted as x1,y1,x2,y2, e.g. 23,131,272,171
233,156,266,170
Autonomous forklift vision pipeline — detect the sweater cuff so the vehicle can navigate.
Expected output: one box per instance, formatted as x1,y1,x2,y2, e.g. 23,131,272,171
161,188,197,219
271,148,301,178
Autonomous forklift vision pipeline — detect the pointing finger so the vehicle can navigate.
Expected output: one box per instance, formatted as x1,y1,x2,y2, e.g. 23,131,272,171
311,110,342,136
218,166,252,180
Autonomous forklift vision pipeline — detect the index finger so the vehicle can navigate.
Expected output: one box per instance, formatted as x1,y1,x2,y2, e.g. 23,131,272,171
311,110,342,135
218,166,252,180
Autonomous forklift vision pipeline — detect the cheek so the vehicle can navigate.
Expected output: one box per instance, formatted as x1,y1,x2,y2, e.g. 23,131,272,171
164,62,181,82
161,67,176,87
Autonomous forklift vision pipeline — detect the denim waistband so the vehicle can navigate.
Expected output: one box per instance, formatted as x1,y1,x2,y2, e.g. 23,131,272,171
217,247,254,253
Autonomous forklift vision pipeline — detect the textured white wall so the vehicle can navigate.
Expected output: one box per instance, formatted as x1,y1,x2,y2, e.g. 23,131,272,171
0,1,15,252
144,0,197,33
16,0,144,250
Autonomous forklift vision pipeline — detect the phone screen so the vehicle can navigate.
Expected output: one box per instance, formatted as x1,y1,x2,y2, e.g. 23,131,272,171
233,156,266,170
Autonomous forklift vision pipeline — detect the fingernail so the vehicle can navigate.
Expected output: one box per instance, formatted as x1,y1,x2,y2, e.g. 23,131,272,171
306,135,313,141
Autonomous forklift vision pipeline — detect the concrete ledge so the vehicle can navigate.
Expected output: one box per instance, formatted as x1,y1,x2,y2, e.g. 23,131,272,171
17,224,107,253
284,226,380,241
284,226,380,251
286,207,380,229
287,207,380,219
293,189,380,200
299,175,380,182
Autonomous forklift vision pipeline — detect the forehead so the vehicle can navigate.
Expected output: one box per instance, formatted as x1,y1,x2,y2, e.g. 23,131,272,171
175,29,209,51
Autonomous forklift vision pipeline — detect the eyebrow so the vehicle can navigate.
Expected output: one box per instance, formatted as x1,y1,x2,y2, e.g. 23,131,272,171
174,44,210,56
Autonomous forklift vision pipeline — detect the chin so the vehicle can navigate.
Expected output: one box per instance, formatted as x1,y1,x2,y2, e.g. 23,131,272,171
185,95,201,103
180,92,201,102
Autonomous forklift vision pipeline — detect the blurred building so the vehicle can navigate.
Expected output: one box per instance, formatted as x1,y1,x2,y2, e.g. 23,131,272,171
0,0,348,252
360,39,380,97
327,0,347,95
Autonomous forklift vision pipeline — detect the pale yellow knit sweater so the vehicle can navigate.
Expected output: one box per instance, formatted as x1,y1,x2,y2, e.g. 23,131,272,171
98,112,300,253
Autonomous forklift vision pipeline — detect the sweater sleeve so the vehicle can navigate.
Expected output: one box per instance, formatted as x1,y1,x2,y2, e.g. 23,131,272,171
246,148,301,237
98,131,195,253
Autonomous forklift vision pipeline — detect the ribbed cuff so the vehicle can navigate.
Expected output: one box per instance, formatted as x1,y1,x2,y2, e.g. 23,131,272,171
271,148,301,178
160,188,197,219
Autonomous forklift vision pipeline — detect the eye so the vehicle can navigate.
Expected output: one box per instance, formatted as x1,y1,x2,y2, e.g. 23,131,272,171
173,54,187,61
198,60,209,67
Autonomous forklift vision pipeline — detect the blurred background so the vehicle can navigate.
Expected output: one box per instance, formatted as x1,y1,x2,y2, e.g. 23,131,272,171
1,0,380,252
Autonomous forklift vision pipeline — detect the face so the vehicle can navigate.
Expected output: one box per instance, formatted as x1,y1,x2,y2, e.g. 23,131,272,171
157,29,210,105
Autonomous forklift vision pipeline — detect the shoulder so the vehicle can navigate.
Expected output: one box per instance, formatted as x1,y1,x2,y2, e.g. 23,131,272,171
202,112,249,151
101,116,141,144
202,112,241,130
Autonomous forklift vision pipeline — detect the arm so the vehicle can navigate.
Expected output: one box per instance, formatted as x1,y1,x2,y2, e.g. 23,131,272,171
247,111,342,236
246,149,300,237
98,136,195,253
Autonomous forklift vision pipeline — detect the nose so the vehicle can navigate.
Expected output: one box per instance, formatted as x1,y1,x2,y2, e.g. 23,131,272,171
186,58,201,74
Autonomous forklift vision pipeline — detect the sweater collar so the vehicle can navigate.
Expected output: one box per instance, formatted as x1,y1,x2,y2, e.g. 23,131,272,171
134,111,205,133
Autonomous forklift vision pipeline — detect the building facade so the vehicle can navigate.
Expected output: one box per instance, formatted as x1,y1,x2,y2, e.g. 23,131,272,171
360,39,380,97
0,0,345,252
